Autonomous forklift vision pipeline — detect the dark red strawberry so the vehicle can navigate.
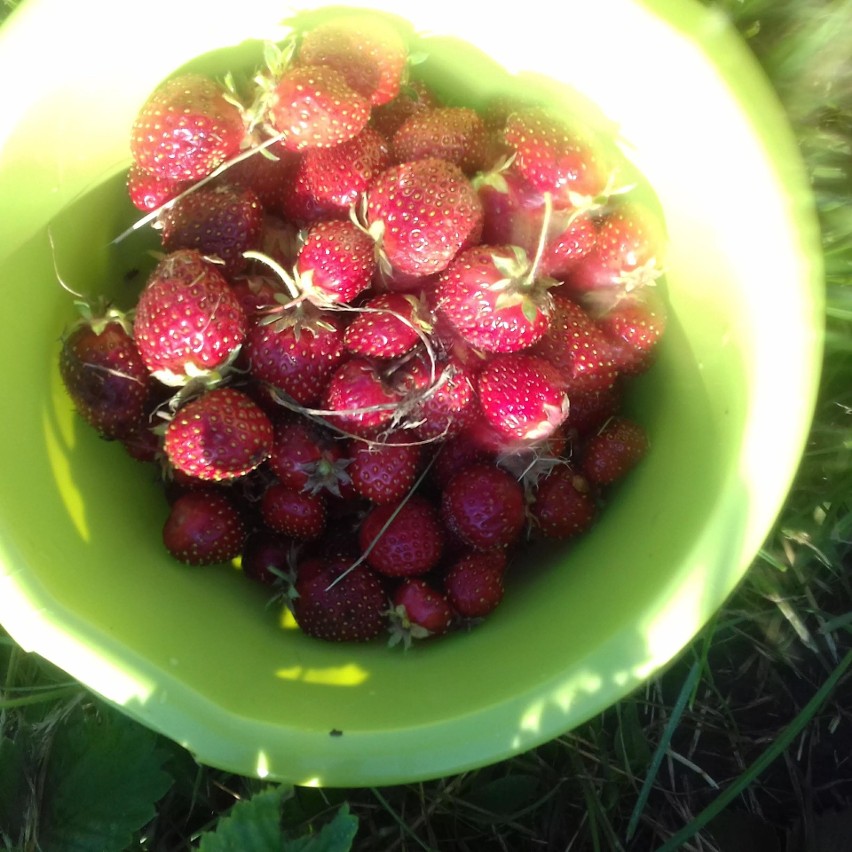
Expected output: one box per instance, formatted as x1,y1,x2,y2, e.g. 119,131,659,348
322,357,403,437
218,143,300,213
295,219,376,305
163,386,273,481
163,489,247,565
130,73,246,182
230,274,280,318
268,64,370,151
392,106,490,174
476,352,569,443
531,293,617,394
566,201,666,293
343,292,431,359
243,308,346,406
347,438,422,504
241,529,294,586
296,13,408,107
435,243,554,353
503,107,610,203
358,494,444,577
133,249,247,386
388,578,454,646
441,463,525,551
291,557,387,642
581,417,649,486
366,157,483,277
443,550,506,618
261,481,327,540
371,80,439,139
59,305,153,440
592,287,668,375
298,126,392,214
565,385,623,439
268,413,352,497
159,183,264,276
432,432,493,488
530,467,597,538
127,164,189,212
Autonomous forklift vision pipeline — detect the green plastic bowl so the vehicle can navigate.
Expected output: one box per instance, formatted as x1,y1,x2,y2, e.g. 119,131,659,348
0,0,823,786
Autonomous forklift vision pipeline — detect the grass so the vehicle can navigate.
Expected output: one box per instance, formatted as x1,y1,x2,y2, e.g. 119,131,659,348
2,0,852,849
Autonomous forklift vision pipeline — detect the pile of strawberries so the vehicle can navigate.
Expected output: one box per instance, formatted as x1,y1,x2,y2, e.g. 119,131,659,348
58,12,667,646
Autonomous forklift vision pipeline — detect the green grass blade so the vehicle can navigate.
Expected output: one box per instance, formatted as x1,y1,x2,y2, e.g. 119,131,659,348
654,648,852,852
625,660,701,841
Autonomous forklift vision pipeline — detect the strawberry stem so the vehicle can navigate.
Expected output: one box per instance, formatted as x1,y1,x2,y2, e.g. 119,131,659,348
525,191,553,287
242,250,301,300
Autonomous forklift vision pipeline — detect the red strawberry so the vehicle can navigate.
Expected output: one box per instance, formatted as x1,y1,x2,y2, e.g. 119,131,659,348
441,463,525,551
240,529,294,586
565,385,623,439
322,357,403,437
292,557,387,642
278,156,343,226
218,143,300,214
163,489,247,565
59,305,153,440
296,13,408,107
159,183,264,276
593,287,667,375
163,387,273,481
530,467,597,538
432,432,493,489
503,107,610,203
476,352,569,443
261,480,327,540
343,292,431,359
127,164,189,212
358,494,444,577
366,157,483,277
581,417,649,485
133,250,247,386
230,274,280,318
443,551,506,619
435,243,554,353
268,64,370,151
347,438,422,504
567,201,666,293
295,219,376,305
388,578,454,646
371,80,440,139
268,414,352,497
243,308,346,406
531,293,617,394
298,126,392,213
392,106,490,174
130,73,246,182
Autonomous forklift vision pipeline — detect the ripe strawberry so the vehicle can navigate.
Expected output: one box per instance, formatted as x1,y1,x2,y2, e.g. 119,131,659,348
133,250,247,386
322,357,403,437
218,143,300,213
130,73,246,182
435,244,554,353
593,287,667,375
159,183,264,276
358,495,444,577
240,529,294,586
163,489,247,565
388,578,454,646
127,164,189,212
503,107,610,203
230,274,280,318
298,126,392,213
530,467,597,538
441,463,525,551
242,308,346,406
432,432,493,489
278,160,344,226
443,551,506,619
295,219,376,305
370,80,439,139
476,352,569,443
392,106,490,174
296,13,408,107
268,64,370,151
565,385,623,439
343,292,431,359
567,201,666,293
292,557,387,642
581,417,649,485
366,157,483,277
347,438,422,504
531,293,617,394
59,306,153,440
268,414,352,497
163,387,273,481
261,480,327,540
